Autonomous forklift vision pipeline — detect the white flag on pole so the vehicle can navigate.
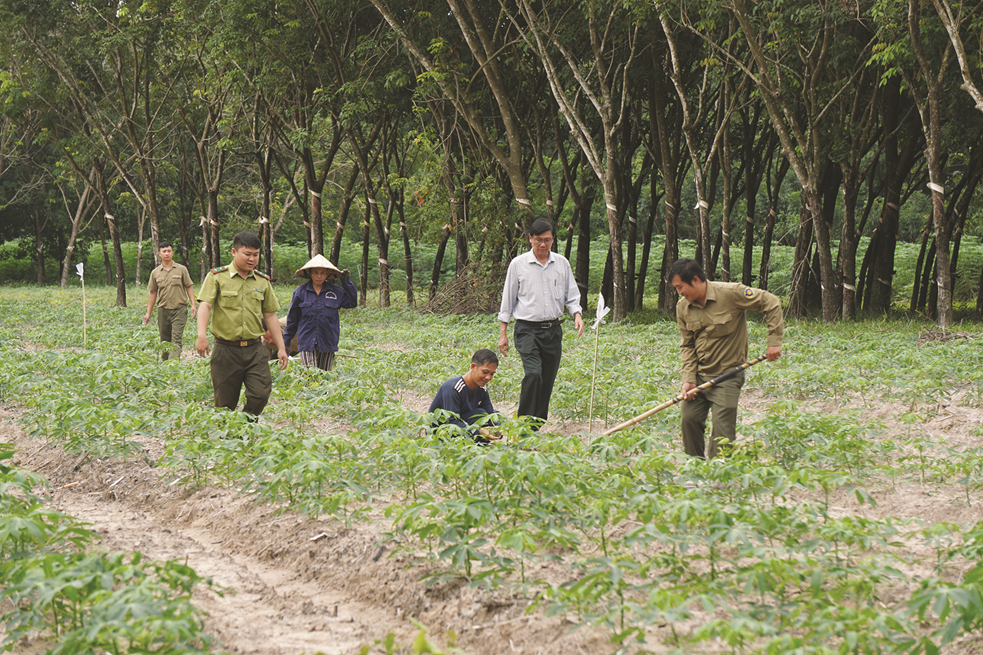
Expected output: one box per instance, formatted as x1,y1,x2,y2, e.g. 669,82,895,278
75,263,84,278
591,293,611,330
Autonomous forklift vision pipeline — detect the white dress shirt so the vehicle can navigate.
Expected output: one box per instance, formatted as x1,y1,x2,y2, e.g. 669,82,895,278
498,250,582,323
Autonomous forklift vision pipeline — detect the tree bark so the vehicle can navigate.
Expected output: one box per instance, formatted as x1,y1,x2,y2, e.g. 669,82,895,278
908,0,953,327
33,203,46,285
634,178,663,309
330,167,361,265
94,161,127,307
431,224,453,301
59,167,97,289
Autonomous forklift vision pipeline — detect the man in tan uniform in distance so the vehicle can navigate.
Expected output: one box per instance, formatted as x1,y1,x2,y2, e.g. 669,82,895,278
143,241,197,361
668,258,783,459
196,231,288,418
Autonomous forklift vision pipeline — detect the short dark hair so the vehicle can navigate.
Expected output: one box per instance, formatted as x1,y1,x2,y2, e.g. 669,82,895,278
158,240,172,251
528,219,555,239
233,231,262,250
667,258,706,285
471,349,499,367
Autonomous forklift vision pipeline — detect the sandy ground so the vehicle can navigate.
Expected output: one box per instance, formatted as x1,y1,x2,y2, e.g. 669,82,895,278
4,386,983,654
1,400,611,655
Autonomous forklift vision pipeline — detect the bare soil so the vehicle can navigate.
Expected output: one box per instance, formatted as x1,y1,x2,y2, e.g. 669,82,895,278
1,400,608,655
4,386,983,654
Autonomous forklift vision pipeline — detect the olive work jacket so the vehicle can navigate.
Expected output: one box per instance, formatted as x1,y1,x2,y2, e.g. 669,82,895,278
676,282,783,385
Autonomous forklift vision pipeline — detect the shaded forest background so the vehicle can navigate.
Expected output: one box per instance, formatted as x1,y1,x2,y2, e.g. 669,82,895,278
3,0,983,325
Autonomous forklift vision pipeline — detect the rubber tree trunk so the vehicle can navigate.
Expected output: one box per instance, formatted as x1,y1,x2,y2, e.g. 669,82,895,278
330,167,361,265
33,204,46,285
95,161,126,307
430,225,453,301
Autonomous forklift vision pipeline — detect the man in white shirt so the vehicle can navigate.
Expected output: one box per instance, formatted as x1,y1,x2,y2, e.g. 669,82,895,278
498,219,584,426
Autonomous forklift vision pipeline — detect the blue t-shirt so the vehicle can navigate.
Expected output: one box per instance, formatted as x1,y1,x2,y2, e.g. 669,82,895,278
428,376,499,429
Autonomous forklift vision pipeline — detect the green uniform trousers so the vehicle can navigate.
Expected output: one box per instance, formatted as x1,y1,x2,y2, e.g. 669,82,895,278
680,370,745,459
157,307,189,361
210,342,272,417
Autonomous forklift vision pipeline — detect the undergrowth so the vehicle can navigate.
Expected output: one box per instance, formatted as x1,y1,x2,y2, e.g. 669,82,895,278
2,287,983,653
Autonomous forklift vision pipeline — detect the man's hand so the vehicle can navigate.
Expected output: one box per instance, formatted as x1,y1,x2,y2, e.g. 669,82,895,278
196,302,212,357
766,345,782,362
144,291,157,327
681,382,698,401
574,313,585,337
478,427,503,441
264,312,288,371
189,305,197,318
499,321,509,356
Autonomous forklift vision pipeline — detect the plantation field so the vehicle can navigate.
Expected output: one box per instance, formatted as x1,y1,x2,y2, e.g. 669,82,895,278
2,285,983,654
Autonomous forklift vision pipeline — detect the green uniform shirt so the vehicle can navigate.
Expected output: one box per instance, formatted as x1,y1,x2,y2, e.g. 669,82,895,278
676,281,783,384
147,263,193,310
197,265,280,341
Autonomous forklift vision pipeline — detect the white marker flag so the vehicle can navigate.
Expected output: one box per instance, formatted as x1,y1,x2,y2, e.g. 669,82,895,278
591,293,611,330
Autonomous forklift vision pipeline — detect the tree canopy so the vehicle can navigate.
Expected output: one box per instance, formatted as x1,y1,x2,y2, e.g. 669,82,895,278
2,0,983,326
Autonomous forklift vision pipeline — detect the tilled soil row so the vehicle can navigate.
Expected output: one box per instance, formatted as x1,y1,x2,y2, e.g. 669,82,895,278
3,405,603,655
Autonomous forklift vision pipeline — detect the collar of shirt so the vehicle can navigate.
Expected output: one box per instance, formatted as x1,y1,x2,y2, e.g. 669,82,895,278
226,265,258,280
680,281,720,312
523,249,556,268
702,281,720,307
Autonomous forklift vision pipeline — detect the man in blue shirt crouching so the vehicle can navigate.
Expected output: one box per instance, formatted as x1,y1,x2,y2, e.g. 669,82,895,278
428,349,503,442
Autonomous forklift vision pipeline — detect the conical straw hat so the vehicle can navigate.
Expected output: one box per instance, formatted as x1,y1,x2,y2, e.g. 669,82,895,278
295,253,341,278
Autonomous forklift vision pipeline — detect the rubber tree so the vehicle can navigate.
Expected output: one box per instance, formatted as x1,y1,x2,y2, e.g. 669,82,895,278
905,0,955,326
657,8,740,278
6,0,185,305
929,0,983,113
218,0,350,258
717,0,858,320
644,50,691,314
509,0,646,322
370,0,543,235
872,0,960,325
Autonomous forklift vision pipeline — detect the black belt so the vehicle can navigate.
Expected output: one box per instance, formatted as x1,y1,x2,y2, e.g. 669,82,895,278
517,319,562,329
215,337,262,347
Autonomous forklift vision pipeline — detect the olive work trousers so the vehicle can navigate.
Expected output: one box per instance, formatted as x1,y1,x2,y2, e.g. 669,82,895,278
514,320,563,423
157,307,188,361
680,370,745,459
210,342,272,417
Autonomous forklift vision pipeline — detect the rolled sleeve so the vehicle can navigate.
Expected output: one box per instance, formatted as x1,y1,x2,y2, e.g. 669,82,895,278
497,260,519,323
564,264,582,317
677,308,699,385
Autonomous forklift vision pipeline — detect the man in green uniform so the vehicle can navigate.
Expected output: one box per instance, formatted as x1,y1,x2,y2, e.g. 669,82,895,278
196,232,288,417
143,240,197,360
668,258,783,459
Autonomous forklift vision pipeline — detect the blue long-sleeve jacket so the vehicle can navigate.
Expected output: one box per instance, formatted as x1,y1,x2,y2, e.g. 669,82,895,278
282,275,357,353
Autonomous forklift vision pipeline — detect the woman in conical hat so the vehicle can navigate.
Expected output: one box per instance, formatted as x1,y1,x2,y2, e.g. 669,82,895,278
282,254,357,370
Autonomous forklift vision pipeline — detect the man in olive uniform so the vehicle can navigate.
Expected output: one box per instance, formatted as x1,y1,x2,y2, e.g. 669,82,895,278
143,240,197,360
668,258,783,459
196,232,288,417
